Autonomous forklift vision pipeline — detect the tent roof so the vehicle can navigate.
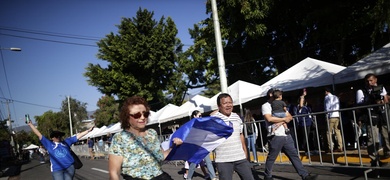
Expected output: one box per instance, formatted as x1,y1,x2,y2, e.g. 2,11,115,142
208,80,264,110
23,144,39,150
90,126,107,138
259,57,346,96
334,43,390,84
148,104,179,125
158,95,211,123
106,122,122,134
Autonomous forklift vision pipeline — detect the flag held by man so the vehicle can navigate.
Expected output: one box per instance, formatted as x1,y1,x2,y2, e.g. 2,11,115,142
165,116,233,164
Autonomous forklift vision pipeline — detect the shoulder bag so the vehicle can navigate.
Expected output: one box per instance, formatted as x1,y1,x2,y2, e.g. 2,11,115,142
65,142,83,169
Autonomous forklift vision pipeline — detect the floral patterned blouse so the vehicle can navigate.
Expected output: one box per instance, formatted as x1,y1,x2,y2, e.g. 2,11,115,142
109,129,164,179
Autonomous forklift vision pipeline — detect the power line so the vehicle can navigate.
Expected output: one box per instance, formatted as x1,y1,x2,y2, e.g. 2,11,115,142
0,33,98,47
0,26,102,41
0,97,61,110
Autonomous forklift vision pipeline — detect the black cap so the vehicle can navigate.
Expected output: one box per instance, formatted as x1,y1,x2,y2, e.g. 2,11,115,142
50,130,65,138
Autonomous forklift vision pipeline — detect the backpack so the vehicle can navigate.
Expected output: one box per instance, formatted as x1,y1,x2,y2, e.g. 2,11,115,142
246,122,254,135
359,84,384,125
361,84,384,106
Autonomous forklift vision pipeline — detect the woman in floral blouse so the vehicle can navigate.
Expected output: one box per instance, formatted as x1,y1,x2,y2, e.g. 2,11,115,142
108,96,182,180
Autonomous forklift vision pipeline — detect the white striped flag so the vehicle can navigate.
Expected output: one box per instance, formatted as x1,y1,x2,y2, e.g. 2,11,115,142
165,116,233,164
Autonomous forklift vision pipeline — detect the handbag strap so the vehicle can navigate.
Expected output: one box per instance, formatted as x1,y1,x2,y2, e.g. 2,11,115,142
127,131,161,164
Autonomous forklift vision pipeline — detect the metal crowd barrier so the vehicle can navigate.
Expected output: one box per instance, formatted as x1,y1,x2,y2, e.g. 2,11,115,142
72,103,390,179
243,103,390,179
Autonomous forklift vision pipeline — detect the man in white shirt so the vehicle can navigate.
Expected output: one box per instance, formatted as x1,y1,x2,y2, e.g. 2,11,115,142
324,87,343,152
262,88,317,180
212,93,254,180
356,73,389,167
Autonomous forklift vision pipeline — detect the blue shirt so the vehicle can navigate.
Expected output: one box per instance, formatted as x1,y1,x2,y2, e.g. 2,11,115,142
40,135,77,172
88,139,94,148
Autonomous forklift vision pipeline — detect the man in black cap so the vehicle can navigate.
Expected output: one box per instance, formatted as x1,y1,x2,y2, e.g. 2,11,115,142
27,121,94,179
50,131,65,138
262,88,318,180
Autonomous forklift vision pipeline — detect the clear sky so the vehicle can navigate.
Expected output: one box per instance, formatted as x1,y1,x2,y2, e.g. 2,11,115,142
0,0,208,127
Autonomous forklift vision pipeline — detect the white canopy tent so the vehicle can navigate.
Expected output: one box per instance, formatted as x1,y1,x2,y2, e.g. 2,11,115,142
90,126,107,138
79,127,100,140
148,104,179,125
259,57,346,96
334,43,390,84
106,122,122,134
158,95,211,123
208,80,265,116
23,144,39,150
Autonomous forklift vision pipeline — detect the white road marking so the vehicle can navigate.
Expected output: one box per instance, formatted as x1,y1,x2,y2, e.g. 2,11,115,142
91,168,109,173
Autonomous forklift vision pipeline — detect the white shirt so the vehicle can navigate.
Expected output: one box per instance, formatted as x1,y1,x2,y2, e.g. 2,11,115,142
324,93,340,118
212,112,246,163
261,102,287,136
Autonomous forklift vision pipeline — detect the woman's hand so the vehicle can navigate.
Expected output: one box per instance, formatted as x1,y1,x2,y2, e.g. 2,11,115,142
172,138,183,146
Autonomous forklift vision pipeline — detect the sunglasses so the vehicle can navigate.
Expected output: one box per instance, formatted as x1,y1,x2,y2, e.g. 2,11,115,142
129,111,150,119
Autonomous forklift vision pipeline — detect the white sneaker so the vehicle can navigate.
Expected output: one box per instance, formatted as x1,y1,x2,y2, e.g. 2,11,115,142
183,173,188,179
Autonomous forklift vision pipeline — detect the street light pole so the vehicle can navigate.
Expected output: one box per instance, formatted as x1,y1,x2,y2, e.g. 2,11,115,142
211,0,228,93
67,96,73,136
0,46,21,157
0,47,22,51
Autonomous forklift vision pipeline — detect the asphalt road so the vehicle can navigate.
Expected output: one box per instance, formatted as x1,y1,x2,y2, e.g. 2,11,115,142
2,158,390,180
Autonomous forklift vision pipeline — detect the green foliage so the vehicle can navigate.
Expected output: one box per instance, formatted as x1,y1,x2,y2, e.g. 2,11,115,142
93,95,119,127
186,0,390,91
84,8,187,109
35,111,65,137
31,97,88,137
60,96,88,133
0,121,10,141
14,130,39,148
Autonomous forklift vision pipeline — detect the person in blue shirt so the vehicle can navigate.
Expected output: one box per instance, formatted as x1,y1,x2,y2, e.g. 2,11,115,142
27,121,94,180
87,137,94,160
106,133,113,147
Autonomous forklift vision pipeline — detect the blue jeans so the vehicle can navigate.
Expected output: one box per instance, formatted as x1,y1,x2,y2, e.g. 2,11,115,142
188,154,215,180
246,134,257,161
52,165,75,180
264,135,309,179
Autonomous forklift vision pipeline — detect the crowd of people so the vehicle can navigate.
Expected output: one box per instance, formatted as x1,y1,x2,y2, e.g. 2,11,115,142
22,72,390,180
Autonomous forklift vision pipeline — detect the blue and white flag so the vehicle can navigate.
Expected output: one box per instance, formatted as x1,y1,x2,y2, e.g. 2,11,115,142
165,116,233,164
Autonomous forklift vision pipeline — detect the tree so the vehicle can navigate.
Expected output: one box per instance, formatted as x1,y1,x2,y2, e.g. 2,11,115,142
35,111,66,137
33,97,88,137
84,8,187,110
93,95,119,127
14,130,38,149
185,0,390,90
181,0,273,95
60,96,88,134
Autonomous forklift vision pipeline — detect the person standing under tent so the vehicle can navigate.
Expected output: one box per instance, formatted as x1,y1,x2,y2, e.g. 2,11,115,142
324,87,343,153
356,73,389,167
244,109,259,163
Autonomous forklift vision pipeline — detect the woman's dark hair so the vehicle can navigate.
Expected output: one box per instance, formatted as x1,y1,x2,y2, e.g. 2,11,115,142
191,110,200,118
244,109,253,122
119,96,150,129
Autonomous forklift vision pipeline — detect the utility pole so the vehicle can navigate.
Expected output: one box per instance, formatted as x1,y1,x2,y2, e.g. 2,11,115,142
211,0,228,93
67,96,73,136
5,99,16,155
